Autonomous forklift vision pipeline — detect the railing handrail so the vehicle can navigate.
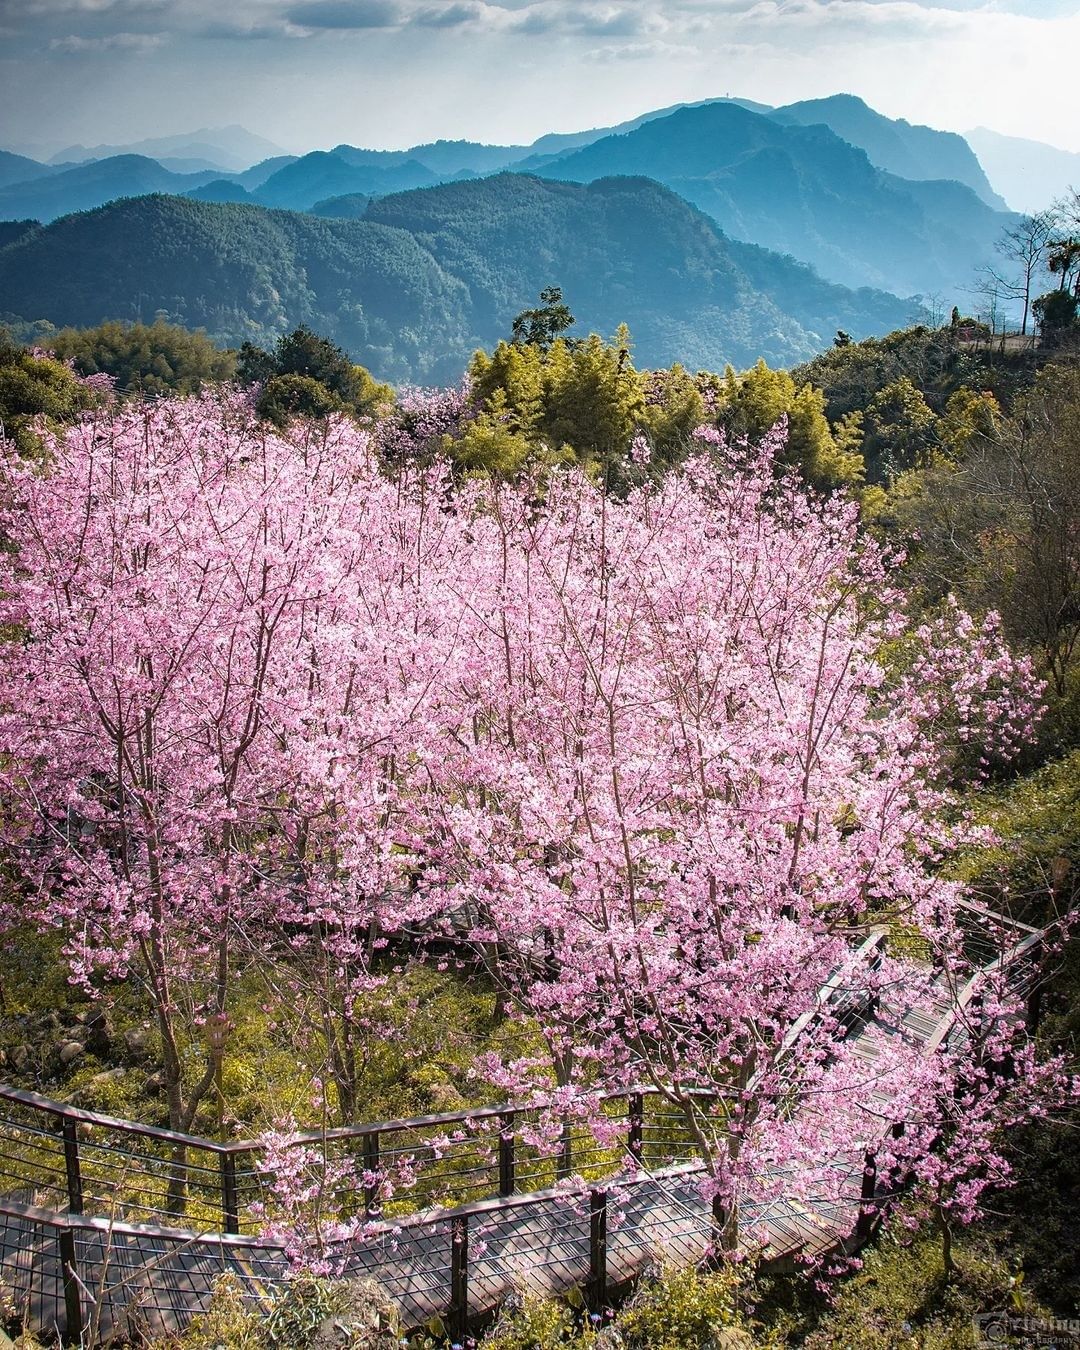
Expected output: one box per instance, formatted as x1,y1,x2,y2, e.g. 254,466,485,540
767,927,888,1065
226,1082,664,1154
0,1083,231,1153
0,1191,280,1247
0,1154,709,1247
0,917,1014,1155
954,896,1041,936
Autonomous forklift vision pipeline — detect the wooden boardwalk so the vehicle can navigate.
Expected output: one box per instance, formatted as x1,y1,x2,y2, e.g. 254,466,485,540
0,910,1046,1344
0,1157,865,1341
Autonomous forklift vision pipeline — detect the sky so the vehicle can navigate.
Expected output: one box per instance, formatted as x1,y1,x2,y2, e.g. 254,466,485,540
2,0,1079,160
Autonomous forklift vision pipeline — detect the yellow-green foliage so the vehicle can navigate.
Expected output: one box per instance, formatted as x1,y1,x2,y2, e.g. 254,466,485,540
640,362,705,458
478,1292,595,1349
798,1226,1036,1350
470,330,646,475
0,333,98,455
615,1263,748,1350
47,319,236,398
468,338,861,493
339,963,543,1122
473,1264,748,1350
949,750,1080,919
937,388,1001,461
468,330,706,480
0,927,538,1143
165,1275,263,1350
712,359,865,490
861,376,940,483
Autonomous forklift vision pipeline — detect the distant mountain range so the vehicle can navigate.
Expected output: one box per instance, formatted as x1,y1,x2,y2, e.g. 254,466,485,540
0,180,914,381
520,102,1012,299
965,128,1080,215
0,156,227,223
46,126,287,173
4,96,1074,375
0,95,1028,305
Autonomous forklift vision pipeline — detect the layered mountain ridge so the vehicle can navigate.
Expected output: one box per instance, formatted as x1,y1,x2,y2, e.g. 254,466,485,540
0,179,914,381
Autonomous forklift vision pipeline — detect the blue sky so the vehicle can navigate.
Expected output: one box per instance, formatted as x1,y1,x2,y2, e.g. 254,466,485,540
2,0,1078,158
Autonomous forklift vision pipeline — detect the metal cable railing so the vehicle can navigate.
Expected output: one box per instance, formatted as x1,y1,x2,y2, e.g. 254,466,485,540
0,903,1052,1344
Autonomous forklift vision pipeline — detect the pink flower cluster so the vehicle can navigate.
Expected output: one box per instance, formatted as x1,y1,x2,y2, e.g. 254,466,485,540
0,393,1063,1259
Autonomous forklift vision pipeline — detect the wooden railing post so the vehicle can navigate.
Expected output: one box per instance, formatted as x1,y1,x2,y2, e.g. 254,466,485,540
627,1092,643,1165
450,1214,469,1344
867,937,885,1020
61,1118,83,1215
363,1132,381,1216
498,1111,516,1197
589,1188,608,1310
884,1120,906,1198
58,1227,84,1346
557,1116,572,1181
220,1151,240,1234
856,1148,877,1242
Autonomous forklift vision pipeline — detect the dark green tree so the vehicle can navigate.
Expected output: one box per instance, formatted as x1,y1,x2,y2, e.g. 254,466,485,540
1033,289,1079,348
238,326,391,425
273,326,360,402
236,341,277,387
257,374,345,429
48,319,235,397
0,330,99,455
510,287,577,352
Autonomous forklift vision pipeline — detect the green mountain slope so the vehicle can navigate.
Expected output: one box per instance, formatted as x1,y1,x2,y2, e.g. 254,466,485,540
0,195,471,381
0,180,913,381
356,173,914,368
0,155,222,223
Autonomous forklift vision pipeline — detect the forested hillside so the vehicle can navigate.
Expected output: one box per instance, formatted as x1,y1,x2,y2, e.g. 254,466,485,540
0,180,914,379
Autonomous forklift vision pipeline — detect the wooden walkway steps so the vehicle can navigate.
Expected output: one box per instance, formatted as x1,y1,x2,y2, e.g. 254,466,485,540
0,910,1048,1344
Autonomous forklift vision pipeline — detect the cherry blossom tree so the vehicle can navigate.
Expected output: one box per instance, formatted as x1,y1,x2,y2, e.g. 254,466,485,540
0,392,1063,1254
410,424,1045,1248
0,394,468,1163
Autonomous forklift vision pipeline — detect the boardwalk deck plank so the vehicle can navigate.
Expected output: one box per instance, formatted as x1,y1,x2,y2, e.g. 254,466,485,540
0,908,1044,1342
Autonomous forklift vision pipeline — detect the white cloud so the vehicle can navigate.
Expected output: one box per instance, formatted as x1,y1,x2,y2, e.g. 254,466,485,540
4,0,1080,155
286,0,400,28
49,28,167,48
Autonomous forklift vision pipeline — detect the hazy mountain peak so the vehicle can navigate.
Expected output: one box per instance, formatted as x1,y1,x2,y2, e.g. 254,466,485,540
0,149,55,190
771,96,1006,209
46,126,285,173
965,126,1080,214
519,99,1009,300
